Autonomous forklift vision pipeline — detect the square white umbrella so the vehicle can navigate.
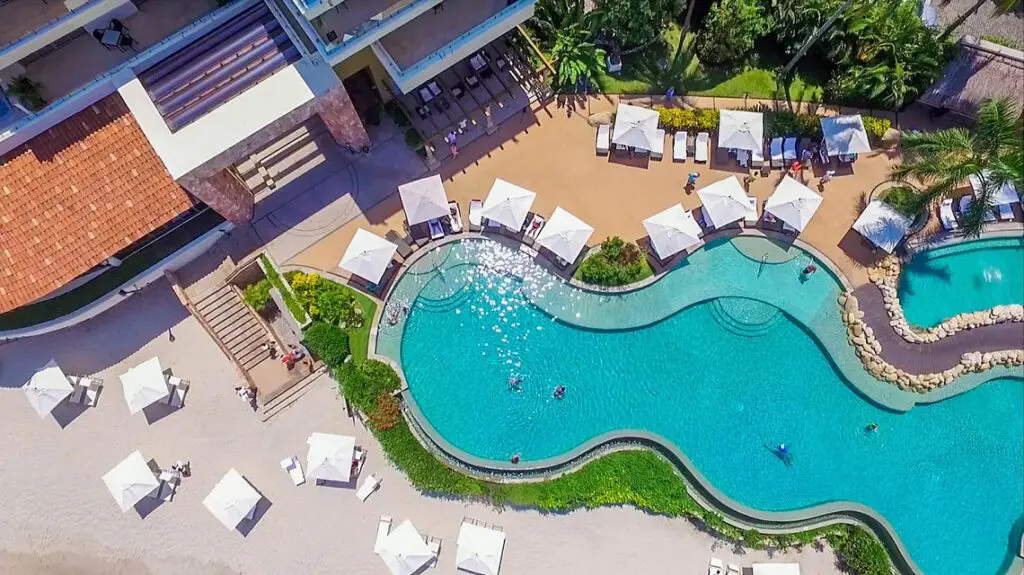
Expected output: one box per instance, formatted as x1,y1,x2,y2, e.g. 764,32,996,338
535,207,594,263
696,176,756,228
399,174,450,225
820,115,871,156
853,199,912,254
102,450,160,513
119,357,169,415
970,172,1020,205
766,176,823,232
24,359,74,418
377,519,436,575
306,432,356,483
481,178,537,231
752,563,801,575
643,204,703,259
203,468,262,531
611,103,660,151
456,522,507,575
339,228,398,283
718,109,764,151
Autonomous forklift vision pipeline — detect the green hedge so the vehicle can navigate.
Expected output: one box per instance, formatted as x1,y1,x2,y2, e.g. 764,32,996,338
656,106,891,145
827,525,892,575
303,321,350,366
243,279,273,313
260,255,309,324
575,237,653,287
657,107,719,133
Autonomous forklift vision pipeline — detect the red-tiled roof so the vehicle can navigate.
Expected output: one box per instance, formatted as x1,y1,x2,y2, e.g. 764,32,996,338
0,93,195,312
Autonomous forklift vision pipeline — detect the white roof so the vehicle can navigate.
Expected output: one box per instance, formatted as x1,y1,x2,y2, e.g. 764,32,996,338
398,174,450,225
820,115,871,156
535,207,594,263
339,229,398,283
643,204,703,259
611,103,660,151
24,359,74,418
306,432,356,483
766,176,823,231
969,172,1021,205
456,522,507,575
853,199,913,254
203,468,262,531
696,176,756,227
752,563,801,575
718,109,764,151
119,357,168,415
481,178,537,231
377,519,436,575
102,450,160,513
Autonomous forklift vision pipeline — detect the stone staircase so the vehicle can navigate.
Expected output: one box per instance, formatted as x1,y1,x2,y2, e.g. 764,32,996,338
194,285,271,372
236,119,330,196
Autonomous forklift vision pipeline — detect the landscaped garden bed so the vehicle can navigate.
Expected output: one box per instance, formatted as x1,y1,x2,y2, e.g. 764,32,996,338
574,236,653,287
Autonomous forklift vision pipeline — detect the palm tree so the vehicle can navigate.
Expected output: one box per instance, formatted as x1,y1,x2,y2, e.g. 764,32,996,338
532,0,597,48
550,23,601,88
938,0,1023,42
891,98,1024,236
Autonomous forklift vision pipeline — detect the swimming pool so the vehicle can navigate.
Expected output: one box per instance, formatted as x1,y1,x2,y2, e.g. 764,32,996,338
899,236,1024,328
377,237,1023,575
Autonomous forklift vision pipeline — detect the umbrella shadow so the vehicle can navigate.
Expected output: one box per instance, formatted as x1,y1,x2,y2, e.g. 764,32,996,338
142,401,180,425
134,495,166,520
49,397,93,429
314,477,358,490
237,495,272,537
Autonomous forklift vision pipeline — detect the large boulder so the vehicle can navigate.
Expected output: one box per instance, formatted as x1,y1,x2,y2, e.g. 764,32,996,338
587,111,614,127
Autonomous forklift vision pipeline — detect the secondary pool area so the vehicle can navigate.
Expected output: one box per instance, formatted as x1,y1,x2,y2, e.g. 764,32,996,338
376,237,1024,575
899,236,1024,328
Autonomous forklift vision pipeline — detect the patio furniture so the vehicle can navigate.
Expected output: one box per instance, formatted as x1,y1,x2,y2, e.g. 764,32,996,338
448,202,464,233
709,557,725,575
727,564,742,575
357,473,381,501
375,515,393,553
643,204,702,259
766,176,823,233
998,203,1015,220
783,137,798,163
939,198,959,230
120,357,170,414
770,137,784,168
694,132,709,162
428,219,445,240
465,74,480,88
280,456,306,486
385,230,414,258
959,195,996,222
650,129,665,160
744,197,758,227
158,470,180,502
673,131,687,161
468,200,483,232
818,141,829,164
427,537,441,566
751,143,765,170
103,450,161,512
736,148,750,167
68,375,102,407
853,199,913,254
167,376,189,408
523,214,545,245
203,469,262,531
470,53,488,72
596,124,610,155
418,87,436,104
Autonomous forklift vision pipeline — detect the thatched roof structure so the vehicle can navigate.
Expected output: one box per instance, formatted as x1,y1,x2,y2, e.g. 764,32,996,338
920,36,1024,119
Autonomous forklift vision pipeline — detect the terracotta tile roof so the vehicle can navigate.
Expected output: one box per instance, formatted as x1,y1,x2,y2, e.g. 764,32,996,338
0,93,195,312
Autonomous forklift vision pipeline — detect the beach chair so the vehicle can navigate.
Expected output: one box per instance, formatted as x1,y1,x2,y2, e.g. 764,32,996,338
69,376,102,406
770,137,784,168
352,447,366,477
374,515,392,553
385,230,414,258
751,142,765,171
783,137,798,163
427,537,441,566
167,376,189,408
960,195,996,222
709,557,725,575
744,197,758,227
428,218,445,240
694,132,709,162
468,200,483,232
727,564,741,575
596,124,610,155
356,473,381,501
673,131,687,162
651,129,665,160
939,198,959,230
818,141,829,165
158,471,180,502
448,201,464,233
280,456,305,486
997,203,1015,220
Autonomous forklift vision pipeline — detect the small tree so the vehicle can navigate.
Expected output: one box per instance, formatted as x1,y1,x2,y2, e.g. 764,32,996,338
551,24,601,88
242,279,273,313
595,0,682,55
696,0,771,65
368,392,402,431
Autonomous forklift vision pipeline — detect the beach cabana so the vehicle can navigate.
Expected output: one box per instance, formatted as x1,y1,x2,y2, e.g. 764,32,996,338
766,176,823,232
377,519,436,575
203,468,262,531
102,450,160,513
23,359,74,418
398,174,450,225
718,110,764,151
643,204,703,259
456,522,506,575
611,103,660,152
696,176,756,228
820,115,871,157
481,178,537,231
852,200,913,253
339,229,398,284
752,563,801,575
119,357,169,415
306,432,357,483
535,207,594,264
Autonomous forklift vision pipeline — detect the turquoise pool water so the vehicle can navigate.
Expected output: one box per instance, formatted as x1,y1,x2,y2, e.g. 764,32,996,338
899,237,1024,328
377,238,1024,575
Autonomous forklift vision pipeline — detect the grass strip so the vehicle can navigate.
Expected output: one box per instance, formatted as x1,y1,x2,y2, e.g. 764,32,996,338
260,254,309,324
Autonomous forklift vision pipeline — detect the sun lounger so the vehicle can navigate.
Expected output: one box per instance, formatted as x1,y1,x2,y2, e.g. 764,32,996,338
998,203,1015,220
695,132,709,162
356,473,381,501
448,201,464,233
770,137,784,168
428,218,445,240
673,131,687,161
960,195,996,222
374,515,392,553
939,198,959,230
751,143,765,170
709,557,725,575
385,230,414,258
280,456,305,486
69,376,102,406
523,214,545,245
158,470,180,502
651,129,665,160
427,537,441,565
745,197,758,227
736,148,749,167
783,137,798,162
596,124,610,155
727,564,741,575
351,447,366,477
468,200,483,232
166,376,189,408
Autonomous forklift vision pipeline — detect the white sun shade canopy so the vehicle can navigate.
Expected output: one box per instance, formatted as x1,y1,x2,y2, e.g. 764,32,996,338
306,432,356,483
970,172,1021,205
643,204,703,259
718,109,764,151
820,115,871,156
456,522,507,575
853,199,913,254
752,563,801,575
398,174,450,225
24,359,74,417
696,176,756,228
612,103,660,151
339,229,398,283
766,176,823,232
481,178,537,230
119,357,168,415
102,450,160,513
535,207,594,263
377,519,436,575
203,468,262,530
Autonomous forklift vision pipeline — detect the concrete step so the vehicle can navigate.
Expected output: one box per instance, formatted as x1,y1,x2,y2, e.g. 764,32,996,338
260,366,328,422
195,285,234,313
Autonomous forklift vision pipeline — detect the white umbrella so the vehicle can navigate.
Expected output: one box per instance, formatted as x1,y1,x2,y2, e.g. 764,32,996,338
820,115,871,156
752,563,801,575
119,357,168,415
535,207,594,263
718,109,764,151
643,204,702,259
611,103,660,151
696,176,756,228
481,178,537,230
102,450,160,513
853,199,912,254
339,229,398,283
377,519,436,575
970,172,1020,205
203,468,262,531
23,359,74,418
766,176,823,232
306,432,356,483
398,174,450,225
456,522,507,575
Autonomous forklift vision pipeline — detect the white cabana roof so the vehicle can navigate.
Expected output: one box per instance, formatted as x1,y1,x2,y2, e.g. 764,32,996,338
696,176,756,227
853,199,913,254
203,468,262,531
377,519,436,575
752,563,801,575
339,229,398,283
481,178,537,231
24,359,74,418
718,109,764,151
102,450,160,513
456,522,507,575
119,357,168,415
611,103,660,151
643,204,703,259
398,174,450,225
535,207,594,263
306,432,356,483
969,172,1021,205
820,115,871,156
766,176,823,232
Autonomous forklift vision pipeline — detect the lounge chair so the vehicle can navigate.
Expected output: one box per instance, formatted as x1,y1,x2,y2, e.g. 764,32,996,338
709,557,725,575
356,473,381,501
596,124,610,155
751,143,765,171
770,137,784,168
744,197,758,227
448,201,464,233
352,447,366,477
651,129,665,160
385,230,414,258
694,132,709,163
939,198,959,230
427,537,441,565
69,376,102,406
783,137,798,163
167,376,188,408
374,515,392,553
997,203,1015,221
960,195,996,223
428,218,445,239
818,141,829,165
727,564,741,575
736,148,749,168
673,131,687,162
468,200,483,232
280,456,305,486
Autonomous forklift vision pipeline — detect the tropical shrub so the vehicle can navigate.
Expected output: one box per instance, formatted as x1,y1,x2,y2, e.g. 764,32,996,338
303,321,350,366
551,21,601,88
7,76,46,111
826,525,891,575
335,359,401,413
260,256,308,323
242,279,273,313
697,0,771,65
288,272,365,329
368,392,402,430
879,185,925,218
532,0,596,47
861,115,891,141
384,100,411,128
981,34,1021,50
576,236,652,286
765,0,845,56
656,107,719,133
594,0,682,54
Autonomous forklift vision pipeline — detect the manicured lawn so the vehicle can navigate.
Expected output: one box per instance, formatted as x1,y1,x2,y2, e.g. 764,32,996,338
348,289,377,364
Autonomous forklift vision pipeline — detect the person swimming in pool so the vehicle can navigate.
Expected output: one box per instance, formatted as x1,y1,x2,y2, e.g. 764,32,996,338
553,385,566,399
508,376,522,391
